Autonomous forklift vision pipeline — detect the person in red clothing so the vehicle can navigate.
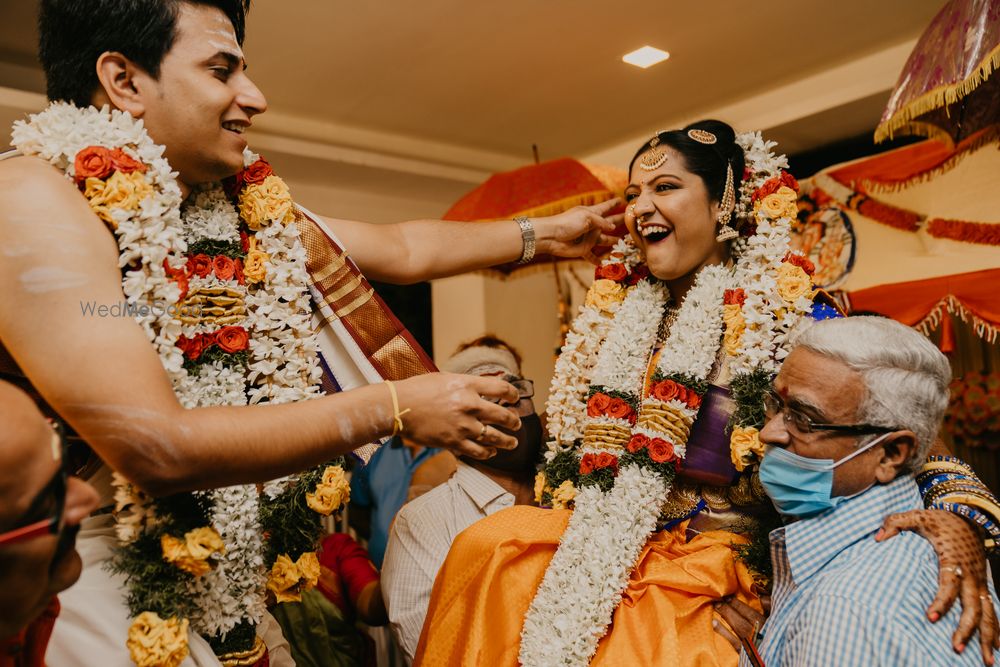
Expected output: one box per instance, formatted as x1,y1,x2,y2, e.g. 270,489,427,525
0,381,99,666
270,531,386,667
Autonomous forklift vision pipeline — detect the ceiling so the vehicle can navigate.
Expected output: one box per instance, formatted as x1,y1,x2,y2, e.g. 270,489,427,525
0,0,946,183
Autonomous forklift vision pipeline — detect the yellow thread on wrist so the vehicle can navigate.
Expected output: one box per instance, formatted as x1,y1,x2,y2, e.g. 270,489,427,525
384,380,411,436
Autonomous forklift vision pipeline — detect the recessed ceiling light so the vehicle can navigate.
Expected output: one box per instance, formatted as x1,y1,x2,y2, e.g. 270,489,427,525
622,46,670,69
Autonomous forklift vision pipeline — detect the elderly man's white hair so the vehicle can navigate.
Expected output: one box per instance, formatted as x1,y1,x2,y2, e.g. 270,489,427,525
793,316,951,472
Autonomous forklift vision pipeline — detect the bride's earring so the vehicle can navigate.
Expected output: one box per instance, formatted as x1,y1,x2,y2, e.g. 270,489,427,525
715,162,737,242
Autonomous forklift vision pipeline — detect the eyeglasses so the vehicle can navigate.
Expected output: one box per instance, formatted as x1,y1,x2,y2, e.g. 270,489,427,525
0,421,69,548
488,379,535,403
762,389,899,437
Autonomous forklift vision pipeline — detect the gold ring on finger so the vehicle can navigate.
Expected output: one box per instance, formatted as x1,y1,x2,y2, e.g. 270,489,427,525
479,424,488,440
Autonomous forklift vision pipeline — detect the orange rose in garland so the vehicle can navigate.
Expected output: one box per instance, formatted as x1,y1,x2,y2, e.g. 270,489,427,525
215,326,250,354
647,438,676,464
213,255,236,281
74,145,115,184
586,393,612,417
606,397,634,422
108,148,146,175
187,254,213,278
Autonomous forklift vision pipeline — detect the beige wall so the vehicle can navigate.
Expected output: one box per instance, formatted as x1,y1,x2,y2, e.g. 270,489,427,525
833,146,1000,292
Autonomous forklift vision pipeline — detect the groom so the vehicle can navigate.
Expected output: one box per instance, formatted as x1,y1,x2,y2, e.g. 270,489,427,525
0,0,619,664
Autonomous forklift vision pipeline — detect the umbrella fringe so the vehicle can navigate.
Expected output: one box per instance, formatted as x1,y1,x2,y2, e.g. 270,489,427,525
465,190,620,223
875,43,1000,144
916,295,1000,344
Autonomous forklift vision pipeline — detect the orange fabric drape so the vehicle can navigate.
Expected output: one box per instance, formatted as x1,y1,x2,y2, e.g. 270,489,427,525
828,130,997,193
849,268,1000,351
414,506,759,667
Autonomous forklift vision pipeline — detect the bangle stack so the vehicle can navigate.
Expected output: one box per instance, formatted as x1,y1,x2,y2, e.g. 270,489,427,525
918,455,1000,555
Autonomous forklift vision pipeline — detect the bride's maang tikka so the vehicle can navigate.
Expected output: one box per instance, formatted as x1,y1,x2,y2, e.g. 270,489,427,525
637,129,669,171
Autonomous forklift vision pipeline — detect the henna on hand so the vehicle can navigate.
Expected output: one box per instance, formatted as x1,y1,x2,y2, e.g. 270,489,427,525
878,509,999,665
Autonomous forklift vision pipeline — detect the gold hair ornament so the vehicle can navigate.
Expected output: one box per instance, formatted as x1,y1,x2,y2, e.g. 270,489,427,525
688,128,718,145
638,130,669,171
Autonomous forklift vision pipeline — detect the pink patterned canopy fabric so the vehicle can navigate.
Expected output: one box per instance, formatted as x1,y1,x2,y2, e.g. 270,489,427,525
877,0,1000,144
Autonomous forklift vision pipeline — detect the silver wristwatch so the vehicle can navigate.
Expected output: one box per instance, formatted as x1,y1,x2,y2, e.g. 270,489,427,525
515,216,536,264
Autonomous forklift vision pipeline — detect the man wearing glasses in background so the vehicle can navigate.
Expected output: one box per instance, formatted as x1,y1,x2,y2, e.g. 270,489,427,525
381,336,543,663
713,317,1000,667
0,381,98,667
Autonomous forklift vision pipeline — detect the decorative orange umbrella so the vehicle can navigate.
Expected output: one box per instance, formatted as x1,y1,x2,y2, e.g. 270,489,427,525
443,157,627,276
876,0,1000,145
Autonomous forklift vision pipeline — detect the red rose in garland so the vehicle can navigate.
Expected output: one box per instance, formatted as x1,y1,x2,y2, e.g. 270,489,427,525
647,438,676,463
216,326,250,353
73,146,115,184
606,398,634,421
651,380,680,402
587,393,612,417
188,254,213,278
626,265,649,286
626,433,650,453
234,258,246,285
594,452,619,474
213,255,236,281
579,453,596,475
241,158,274,186
596,263,628,282
108,148,146,174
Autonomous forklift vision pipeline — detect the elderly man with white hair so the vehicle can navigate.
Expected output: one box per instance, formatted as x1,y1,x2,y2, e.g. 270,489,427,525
714,317,1000,667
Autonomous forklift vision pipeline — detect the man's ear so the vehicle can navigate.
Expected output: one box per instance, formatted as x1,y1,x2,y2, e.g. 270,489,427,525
874,431,916,483
94,52,148,117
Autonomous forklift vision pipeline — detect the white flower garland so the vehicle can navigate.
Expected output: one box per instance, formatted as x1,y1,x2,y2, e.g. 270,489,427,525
520,465,671,666
545,239,641,450
13,103,325,655
526,131,801,666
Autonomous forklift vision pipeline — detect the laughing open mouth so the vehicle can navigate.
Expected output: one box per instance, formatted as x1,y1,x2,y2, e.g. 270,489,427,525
640,224,673,243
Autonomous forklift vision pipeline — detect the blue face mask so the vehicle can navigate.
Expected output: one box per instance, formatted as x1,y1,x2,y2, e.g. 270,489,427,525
758,432,893,518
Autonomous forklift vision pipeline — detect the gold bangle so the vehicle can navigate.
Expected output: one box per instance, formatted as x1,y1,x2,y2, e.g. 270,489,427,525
384,380,411,436
920,460,978,478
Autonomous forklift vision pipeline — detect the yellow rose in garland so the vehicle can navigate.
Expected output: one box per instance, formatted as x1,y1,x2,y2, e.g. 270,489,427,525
126,612,189,667
160,526,224,576
83,171,153,228
242,237,270,284
534,471,547,504
775,263,813,304
585,279,625,313
756,185,798,221
550,479,577,510
267,551,322,603
306,465,351,516
730,426,764,472
239,174,295,230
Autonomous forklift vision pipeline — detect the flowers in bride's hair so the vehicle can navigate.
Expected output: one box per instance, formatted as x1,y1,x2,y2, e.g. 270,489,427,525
239,175,294,230
585,279,625,312
161,526,225,576
534,471,547,504
550,479,576,510
267,552,321,604
306,465,350,516
775,262,814,304
126,612,189,667
730,426,764,471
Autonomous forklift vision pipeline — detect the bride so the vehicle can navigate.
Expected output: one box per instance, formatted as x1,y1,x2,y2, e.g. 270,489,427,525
413,120,1000,667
